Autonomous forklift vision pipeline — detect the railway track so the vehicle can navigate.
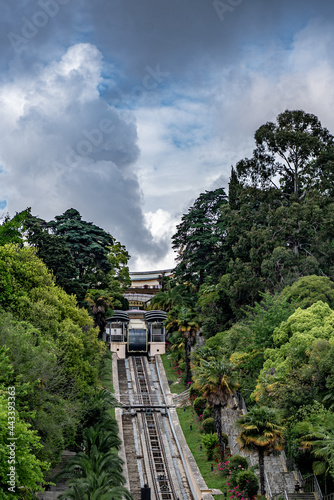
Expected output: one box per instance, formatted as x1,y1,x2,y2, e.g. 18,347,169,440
117,356,192,500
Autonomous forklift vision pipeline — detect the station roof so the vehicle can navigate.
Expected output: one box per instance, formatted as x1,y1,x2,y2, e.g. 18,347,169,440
129,269,173,281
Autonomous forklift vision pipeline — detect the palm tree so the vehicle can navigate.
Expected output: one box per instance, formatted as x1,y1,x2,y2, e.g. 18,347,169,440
82,424,121,454
297,414,334,493
193,358,239,455
84,289,114,337
174,306,199,385
147,283,192,312
191,345,224,370
235,406,285,495
56,447,131,499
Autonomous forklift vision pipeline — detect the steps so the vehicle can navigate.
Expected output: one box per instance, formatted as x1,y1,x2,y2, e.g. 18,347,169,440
287,494,316,500
36,450,76,499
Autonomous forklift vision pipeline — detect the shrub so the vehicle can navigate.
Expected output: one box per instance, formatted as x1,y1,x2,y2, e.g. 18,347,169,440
202,417,215,434
189,384,201,399
236,470,259,498
202,433,219,461
228,454,249,486
229,454,249,470
193,397,207,416
202,407,212,420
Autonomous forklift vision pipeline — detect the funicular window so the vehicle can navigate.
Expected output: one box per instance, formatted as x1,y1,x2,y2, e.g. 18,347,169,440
128,328,147,352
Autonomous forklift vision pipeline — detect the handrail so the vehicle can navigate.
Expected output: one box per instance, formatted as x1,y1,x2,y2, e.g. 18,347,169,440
303,474,323,500
284,489,289,500
265,471,272,499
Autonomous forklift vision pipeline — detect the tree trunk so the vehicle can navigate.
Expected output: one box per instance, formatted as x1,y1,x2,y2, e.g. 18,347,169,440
214,403,225,457
185,336,192,385
258,447,265,495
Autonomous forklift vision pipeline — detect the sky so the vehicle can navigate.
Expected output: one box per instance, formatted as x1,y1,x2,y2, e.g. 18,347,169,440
1,0,334,270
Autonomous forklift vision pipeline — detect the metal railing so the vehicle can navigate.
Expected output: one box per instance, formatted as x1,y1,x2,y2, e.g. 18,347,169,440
303,474,323,500
265,471,272,499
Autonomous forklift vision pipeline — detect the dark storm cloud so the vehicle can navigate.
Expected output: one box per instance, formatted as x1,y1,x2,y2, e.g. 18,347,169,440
3,0,334,83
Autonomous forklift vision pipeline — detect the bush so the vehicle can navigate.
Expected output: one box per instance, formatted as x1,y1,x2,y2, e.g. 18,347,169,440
189,384,201,399
193,397,207,416
228,454,249,486
202,433,219,461
202,417,215,434
229,454,249,470
202,407,212,420
236,470,259,498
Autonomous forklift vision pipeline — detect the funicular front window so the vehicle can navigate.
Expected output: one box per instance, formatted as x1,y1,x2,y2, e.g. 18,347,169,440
128,328,147,351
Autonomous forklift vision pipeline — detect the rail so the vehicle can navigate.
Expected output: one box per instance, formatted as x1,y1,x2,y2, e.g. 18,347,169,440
303,474,323,500
265,471,272,499
132,356,178,499
155,357,199,500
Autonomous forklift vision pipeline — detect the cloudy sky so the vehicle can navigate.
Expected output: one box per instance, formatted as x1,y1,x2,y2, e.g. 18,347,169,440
1,0,334,270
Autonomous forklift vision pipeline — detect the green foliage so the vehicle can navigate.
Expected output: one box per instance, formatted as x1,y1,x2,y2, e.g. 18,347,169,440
295,409,334,479
27,209,121,303
172,188,228,289
236,406,284,495
193,397,207,416
236,469,259,497
201,433,219,461
202,407,213,420
236,109,334,197
55,389,131,500
0,393,49,497
282,275,334,310
229,454,249,470
202,417,215,434
254,301,334,415
0,210,29,247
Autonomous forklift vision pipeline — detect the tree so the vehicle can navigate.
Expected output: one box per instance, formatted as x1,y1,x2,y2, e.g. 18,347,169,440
0,209,29,246
147,283,194,312
193,358,239,456
25,213,80,296
46,208,114,301
84,289,115,338
172,188,228,289
236,110,334,198
170,306,199,385
235,406,285,495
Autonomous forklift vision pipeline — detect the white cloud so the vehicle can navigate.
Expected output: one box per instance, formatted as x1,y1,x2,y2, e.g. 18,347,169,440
0,43,168,267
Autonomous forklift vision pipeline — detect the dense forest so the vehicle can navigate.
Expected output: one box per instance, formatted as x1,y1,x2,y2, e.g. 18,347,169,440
150,110,334,495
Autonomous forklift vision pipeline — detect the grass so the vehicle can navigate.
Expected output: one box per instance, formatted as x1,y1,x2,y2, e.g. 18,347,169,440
177,405,228,499
160,353,188,394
